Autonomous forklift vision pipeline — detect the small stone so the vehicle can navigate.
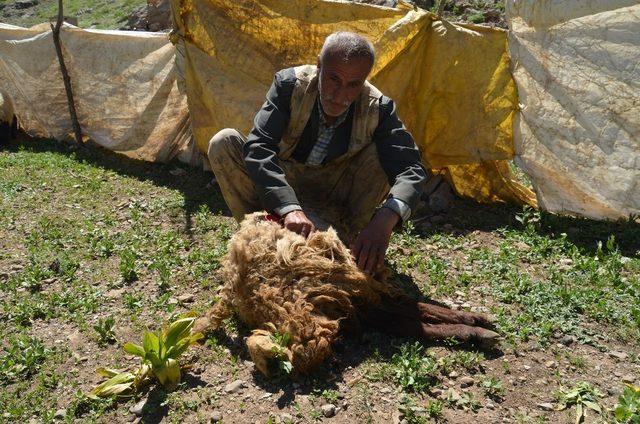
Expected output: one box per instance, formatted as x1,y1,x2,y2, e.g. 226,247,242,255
537,403,554,411
460,376,474,388
210,410,223,422
129,398,147,416
321,403,337,418
169,168,187,176
560,335,575,346
280,412,293,423
54,409,66,419
168,297,179,305
380,387,392,394
523,365,531,370
622,375,635,384
448,371,459,379
224,379,246,393
545,360,557,369
486,402,495,410
609,351,628,360
178,293,194,303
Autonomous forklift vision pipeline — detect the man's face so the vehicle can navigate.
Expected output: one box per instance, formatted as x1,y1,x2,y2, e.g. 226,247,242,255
317,54,372,117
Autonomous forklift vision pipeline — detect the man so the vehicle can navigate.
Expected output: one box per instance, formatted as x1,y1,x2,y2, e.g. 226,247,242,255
208,32,428,273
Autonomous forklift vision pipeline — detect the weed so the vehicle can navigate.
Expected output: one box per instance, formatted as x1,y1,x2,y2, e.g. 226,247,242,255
482,377,505,400
269,327,293,376
0,334,51,383
93,316,117,345
556,382,603,423
391,342,439,392
614,384,640,423
119,247,138,283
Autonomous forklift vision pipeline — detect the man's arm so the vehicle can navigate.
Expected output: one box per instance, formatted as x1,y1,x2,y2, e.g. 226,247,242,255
243,70,314,236
374,97,429,219
243,69,301,214
351,97,429,273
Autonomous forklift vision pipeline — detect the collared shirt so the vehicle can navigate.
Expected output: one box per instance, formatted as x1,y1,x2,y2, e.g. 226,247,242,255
305,99,349,166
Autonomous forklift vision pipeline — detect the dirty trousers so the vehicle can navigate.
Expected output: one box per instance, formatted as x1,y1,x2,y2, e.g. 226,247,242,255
207,128,390,240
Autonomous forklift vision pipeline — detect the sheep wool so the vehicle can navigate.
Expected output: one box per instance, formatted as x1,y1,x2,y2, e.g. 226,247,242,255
196,212,398,376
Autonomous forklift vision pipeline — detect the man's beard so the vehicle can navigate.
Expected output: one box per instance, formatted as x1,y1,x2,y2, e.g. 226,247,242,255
318,77,350,117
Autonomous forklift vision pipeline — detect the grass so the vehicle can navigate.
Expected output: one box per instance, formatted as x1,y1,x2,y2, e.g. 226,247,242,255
1,0,146,29
1,137,639,422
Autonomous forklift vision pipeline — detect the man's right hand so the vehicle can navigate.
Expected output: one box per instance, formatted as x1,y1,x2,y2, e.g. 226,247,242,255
283,210,315,238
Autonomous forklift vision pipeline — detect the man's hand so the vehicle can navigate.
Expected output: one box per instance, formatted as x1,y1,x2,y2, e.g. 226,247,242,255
350,207,400,274
283,210,315,238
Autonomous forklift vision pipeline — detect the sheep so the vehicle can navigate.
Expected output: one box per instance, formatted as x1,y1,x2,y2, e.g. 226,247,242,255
0,90,18,145
196,212,499,377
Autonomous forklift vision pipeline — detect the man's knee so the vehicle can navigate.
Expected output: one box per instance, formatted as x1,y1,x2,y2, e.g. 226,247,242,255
208,128,244,160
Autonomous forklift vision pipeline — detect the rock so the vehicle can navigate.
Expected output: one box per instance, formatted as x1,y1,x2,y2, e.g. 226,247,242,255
537,403,554,411
609,351,628,360
486,402,495,410
321,404,337,418
560,335,575,346
54,409,66,419
428,179,455,213
544,360,557,369
15,0,38,9
380,387,392,394
460,376,474,388
280,412,293,423
129,398,147,416
210,410,223,422
448,371,459,379
123,0,172,31
224,379,246,393
178,293,194,303
622,375,635,384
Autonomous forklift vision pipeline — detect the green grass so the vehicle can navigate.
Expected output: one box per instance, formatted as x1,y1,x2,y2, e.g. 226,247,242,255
2,0,146,29
1,137,639,422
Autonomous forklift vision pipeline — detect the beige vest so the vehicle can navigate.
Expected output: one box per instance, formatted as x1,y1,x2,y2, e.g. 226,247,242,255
278,64,382,163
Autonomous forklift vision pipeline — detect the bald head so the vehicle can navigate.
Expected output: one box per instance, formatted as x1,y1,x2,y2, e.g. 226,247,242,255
319,32,375,68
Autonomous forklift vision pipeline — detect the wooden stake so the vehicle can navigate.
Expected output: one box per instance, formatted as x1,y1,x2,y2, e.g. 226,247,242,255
51,0,83,145
437,0,447,17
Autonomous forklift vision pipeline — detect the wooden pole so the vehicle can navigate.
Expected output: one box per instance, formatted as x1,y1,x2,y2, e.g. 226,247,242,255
51,0,83,145
437,0,447,17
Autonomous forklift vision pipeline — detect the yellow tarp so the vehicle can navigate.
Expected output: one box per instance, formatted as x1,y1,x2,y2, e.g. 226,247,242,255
170,0,536,206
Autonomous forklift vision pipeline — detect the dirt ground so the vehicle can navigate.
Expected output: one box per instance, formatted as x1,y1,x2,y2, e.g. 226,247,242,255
1,137,639,423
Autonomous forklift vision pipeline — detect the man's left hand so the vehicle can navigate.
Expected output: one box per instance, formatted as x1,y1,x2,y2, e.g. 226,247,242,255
350,207,400,274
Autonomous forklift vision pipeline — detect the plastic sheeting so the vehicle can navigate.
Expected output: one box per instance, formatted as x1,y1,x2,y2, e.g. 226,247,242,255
0,23,197,163
170,0,536,205
507,0,640,220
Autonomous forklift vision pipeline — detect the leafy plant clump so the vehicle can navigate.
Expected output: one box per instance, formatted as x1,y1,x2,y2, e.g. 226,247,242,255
614,384,640,423
93,316,117,345
89,312,203,398
556,382,603,424
391,342,439,392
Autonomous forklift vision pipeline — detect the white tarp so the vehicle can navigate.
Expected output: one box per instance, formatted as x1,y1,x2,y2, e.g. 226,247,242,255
507,1,640,220
0,23,198,164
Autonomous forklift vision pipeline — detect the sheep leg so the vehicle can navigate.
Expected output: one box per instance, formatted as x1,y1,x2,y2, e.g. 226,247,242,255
374,295,495,329
363,309,500,348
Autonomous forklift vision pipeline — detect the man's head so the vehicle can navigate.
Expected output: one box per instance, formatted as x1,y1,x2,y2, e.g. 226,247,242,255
316,32,375,118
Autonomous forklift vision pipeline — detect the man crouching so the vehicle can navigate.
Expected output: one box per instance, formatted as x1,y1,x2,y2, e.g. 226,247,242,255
207,32,429,273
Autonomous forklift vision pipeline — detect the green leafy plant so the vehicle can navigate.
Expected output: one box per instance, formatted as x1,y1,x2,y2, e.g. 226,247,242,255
391,342,439,392
0,335,51,383
556,382,603,424
482,377,505,400
614,384,640,423
93,316,117,345
89,312,203,398
269,326,293,376
119,247,138,283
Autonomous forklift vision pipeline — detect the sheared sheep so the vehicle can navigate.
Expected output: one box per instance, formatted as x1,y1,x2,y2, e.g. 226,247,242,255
0,90,18,145
196,212,499,377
